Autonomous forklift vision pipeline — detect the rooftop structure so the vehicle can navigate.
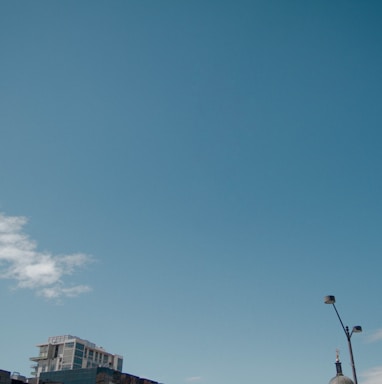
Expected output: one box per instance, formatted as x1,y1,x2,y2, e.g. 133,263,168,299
328,351,354,384
0,370,27,384
39,367,158,384
30,335,123,378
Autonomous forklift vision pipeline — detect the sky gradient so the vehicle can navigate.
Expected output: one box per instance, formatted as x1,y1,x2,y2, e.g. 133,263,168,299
1,2,382,384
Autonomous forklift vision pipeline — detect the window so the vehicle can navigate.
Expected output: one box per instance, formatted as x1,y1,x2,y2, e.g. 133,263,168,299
117,358,123,371
73,356,83,366
75,343,85,351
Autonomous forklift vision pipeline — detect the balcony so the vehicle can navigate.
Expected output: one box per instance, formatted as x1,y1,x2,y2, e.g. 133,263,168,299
30,353,48,361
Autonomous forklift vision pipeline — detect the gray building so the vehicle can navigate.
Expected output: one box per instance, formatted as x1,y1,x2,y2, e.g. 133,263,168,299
30,336,123,378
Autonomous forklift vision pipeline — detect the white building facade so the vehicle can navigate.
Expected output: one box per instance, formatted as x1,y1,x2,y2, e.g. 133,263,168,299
30,335,123,378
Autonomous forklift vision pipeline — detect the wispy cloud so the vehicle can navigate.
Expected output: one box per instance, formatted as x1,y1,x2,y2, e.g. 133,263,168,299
361,366,382,384
0,212,92,299
185,377,202,383
367,329,382,343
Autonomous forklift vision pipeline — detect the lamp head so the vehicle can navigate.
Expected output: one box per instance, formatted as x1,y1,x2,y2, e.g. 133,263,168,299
352,326,362,333
324,295,336,304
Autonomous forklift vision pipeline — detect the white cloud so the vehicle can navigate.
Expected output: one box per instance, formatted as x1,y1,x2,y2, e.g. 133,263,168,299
361,366,382,384
0,212,92,299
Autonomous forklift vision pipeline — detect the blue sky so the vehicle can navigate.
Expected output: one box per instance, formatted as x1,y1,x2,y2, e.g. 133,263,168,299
1,1,382,384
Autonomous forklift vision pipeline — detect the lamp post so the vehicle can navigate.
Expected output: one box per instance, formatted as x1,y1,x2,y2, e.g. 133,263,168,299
324,295,362,384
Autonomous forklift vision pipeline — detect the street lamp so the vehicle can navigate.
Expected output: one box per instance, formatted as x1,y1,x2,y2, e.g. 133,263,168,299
324,295,362,384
